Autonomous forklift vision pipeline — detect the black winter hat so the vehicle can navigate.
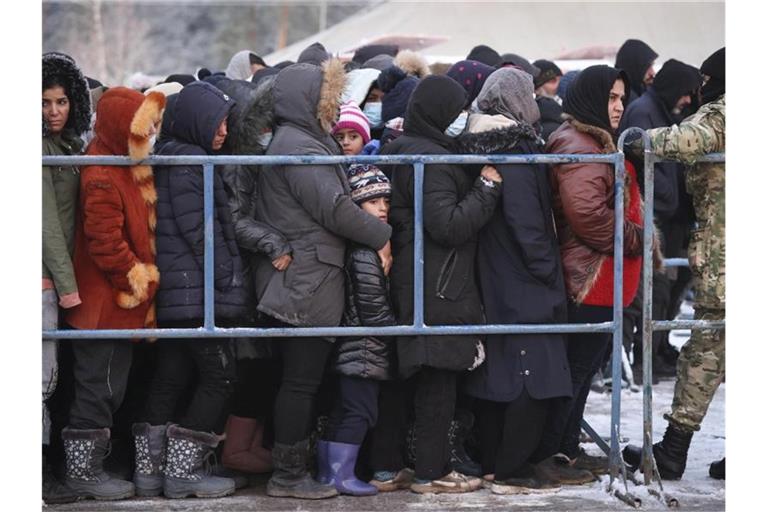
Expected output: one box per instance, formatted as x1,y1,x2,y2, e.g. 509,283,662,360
164,73,195,86
298,42,330,66
353,44,399,65
466,44,502,67
378,65,419,124
532,59,563,89
251,66,280,85
42,52,92,137
700,47,725,104
498,53,541,80
273,60,295,70
651,59,702,112
614,39,658,97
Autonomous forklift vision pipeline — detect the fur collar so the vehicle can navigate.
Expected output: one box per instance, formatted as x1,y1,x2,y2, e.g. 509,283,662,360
561,114,617,154
394,50,431,79
317,58,347,133
128,92,166,160
456,117,540,155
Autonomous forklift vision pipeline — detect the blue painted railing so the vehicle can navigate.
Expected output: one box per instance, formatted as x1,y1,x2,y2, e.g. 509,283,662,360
43,136,725,506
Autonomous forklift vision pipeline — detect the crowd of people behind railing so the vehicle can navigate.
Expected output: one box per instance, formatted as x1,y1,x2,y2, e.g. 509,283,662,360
41,39,726,504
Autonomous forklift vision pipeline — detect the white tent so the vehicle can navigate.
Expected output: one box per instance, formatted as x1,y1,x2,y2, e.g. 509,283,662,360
265,1,724,70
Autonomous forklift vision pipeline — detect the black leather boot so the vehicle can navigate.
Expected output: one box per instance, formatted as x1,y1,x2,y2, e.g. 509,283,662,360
623,422,693,480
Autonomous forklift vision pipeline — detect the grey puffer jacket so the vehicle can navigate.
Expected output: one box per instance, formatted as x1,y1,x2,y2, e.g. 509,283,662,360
253,61,392,329
334,244,396,380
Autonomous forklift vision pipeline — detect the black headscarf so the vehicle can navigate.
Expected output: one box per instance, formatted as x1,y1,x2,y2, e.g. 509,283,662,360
466,44,502,67
563,65,629,134
404,75,467,149
700,47,725,104
615,39,658,97
651,59,702,112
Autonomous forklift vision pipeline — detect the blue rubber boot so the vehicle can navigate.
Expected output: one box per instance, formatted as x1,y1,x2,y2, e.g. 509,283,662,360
327,441,377,496
315,440,332,485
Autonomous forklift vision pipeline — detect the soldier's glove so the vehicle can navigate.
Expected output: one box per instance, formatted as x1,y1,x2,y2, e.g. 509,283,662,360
624,136,645,161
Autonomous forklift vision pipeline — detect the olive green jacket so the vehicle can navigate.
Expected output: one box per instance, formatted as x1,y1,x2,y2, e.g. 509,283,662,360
42,131,83,297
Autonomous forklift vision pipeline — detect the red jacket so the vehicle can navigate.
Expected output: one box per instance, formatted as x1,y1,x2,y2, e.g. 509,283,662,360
66,88,165,330
547,117,646,308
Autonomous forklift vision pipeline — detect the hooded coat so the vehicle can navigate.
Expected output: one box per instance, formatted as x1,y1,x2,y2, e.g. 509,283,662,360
66,87,166,330
619,59,702,224
253,61,392,329
455,71,571,402
380,75,500,378
42,52,92,307
153,81,249,323
225,50,256,80
614,39,658,104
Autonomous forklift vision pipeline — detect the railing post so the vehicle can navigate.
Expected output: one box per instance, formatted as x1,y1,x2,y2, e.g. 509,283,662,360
610,150,626,485
203,162,215,331
639,131,656,483
413,162,425,328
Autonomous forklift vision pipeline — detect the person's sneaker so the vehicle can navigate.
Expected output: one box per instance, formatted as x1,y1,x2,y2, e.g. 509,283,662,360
490,475,561,495
533,456,597,485
410,471,482,494
370,468,415,492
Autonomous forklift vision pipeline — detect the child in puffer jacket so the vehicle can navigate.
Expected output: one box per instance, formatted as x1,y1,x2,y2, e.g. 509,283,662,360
315,164,397,496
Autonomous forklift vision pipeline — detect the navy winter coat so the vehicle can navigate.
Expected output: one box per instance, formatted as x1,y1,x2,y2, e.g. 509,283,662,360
153,81,249,323
457,117,572,402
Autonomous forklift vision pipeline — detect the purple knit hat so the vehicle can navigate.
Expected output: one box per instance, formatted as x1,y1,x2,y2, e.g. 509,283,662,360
332,101,371,144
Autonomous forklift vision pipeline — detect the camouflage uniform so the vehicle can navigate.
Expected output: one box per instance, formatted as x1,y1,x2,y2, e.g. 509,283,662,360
646,95,725,432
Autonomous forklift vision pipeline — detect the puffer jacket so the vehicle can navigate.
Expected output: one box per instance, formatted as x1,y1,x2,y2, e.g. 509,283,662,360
253,60,391,328
333,244,396,380
153,81,249,323
547,116,645,307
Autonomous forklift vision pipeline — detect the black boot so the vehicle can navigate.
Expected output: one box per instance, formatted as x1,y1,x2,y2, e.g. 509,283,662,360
709,457,725,480
448,409,482,477
623,422,693,480
62,427,135,501
43,454,78,504
266,439,338,499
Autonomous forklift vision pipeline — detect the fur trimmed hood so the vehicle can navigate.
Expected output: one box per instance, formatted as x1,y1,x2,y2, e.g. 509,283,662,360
89,87,166,159
42,52,92,137
394,50,431,79
214,76,277,156
273,59,346,136
455,114,539,155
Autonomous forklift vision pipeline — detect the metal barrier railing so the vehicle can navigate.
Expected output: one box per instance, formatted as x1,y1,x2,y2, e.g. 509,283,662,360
42,136,725,507
623,127,726,506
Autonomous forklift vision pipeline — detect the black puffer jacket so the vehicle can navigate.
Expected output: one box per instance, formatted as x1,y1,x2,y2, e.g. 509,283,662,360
334,245,396,380
537,96,564,142
380,75,501,378
212,78,291,284
154,81,249,323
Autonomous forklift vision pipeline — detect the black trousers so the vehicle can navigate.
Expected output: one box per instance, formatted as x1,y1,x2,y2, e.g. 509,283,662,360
368,380,410,472
143,338,236,433
366,367,456,480
231,357,281,420
533,303,613,460
273,337,333,445
325,376,380,445
68,339,133,430
475,389,550,479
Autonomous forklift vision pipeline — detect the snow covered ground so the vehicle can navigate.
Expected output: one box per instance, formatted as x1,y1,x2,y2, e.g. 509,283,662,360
46,300,725,511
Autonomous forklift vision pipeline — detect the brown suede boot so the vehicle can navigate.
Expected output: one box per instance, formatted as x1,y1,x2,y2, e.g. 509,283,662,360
222,415,273,473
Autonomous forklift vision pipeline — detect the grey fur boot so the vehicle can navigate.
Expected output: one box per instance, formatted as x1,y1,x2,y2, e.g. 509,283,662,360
132,423,167,496
163,424,235,499
266,439,338,499
62,427,135,501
